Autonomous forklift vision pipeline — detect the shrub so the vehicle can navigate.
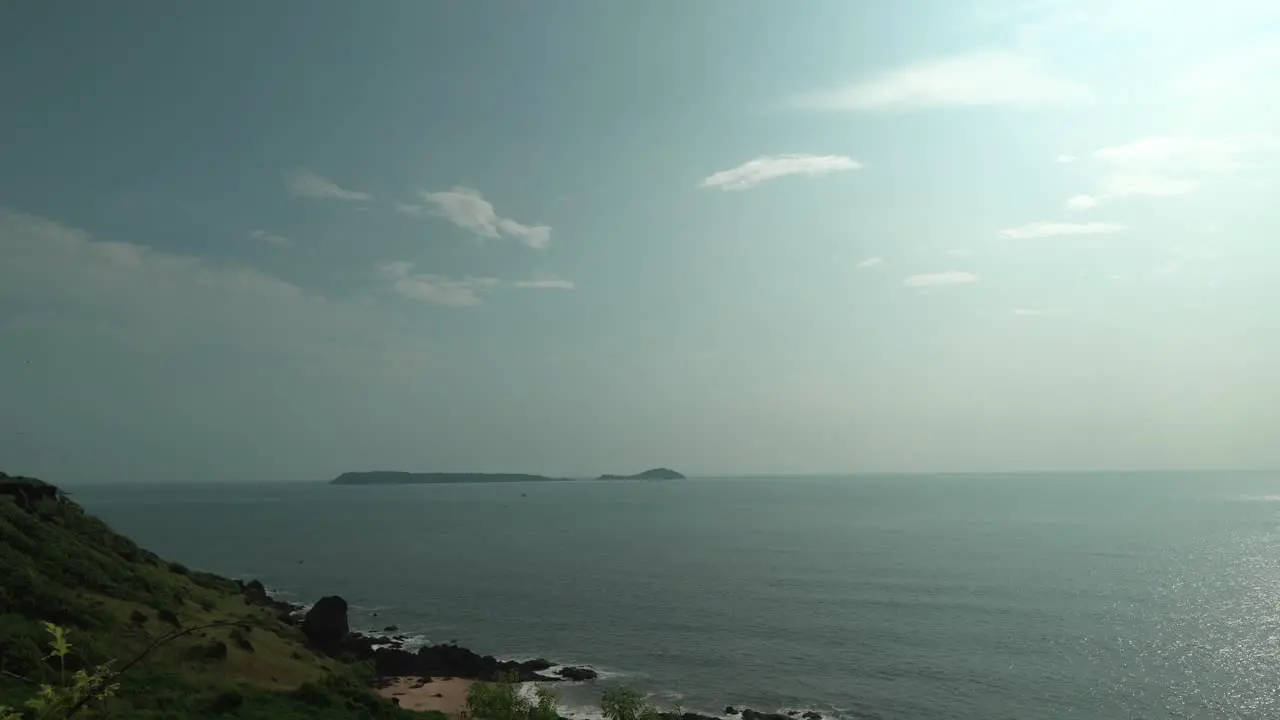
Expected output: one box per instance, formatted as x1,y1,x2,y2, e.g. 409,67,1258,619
464,673,559,720
601,688,661,720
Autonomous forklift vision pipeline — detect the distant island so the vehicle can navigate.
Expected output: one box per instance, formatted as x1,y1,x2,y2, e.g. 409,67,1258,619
331,468,687,484
331,471,566,485
597,468,686,480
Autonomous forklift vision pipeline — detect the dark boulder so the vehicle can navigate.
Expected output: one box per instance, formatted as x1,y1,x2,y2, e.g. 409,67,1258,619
383,625,400,632
557,666,598,681
187,641,228,661
726,708,739,716
230,628,255,653
301,596,350,653
802,713,821,720
157,609,181,627
243,579,269,605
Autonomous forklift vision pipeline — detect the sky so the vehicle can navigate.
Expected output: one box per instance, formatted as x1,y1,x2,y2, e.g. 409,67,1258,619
2,0,1278,483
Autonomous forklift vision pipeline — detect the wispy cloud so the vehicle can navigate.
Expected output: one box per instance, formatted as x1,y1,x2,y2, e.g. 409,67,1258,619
377,261,498,307
511,277,575,290
857,257,884,268
287,170,372,202
1055,154,1077,163
1064,194,1100,210
904,271,980,288
250,229,290,247
377,262,573,306
999,221,1125,239
1171,43,1280,104
1011,307,1069,317
398,187,550,249
1065,134,1278,209
790,50,1093,111
700,154,862,191
0,209,430,378
946,248,974,257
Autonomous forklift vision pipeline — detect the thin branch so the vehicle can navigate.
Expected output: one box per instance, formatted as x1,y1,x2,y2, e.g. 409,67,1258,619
62,619,244,718
0,669,39,685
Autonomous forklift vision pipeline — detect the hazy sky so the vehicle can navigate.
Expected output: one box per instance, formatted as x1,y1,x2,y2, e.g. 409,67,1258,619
2,1,1278,482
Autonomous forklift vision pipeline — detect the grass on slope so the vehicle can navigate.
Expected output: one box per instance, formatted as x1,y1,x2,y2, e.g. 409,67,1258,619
0,478,439,719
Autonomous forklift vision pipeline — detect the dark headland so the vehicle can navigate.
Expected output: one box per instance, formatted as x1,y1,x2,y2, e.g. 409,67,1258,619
2,469,821,720
597,467,686,480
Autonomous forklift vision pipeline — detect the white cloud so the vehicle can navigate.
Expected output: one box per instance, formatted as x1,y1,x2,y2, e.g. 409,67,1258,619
1093,135,1276,170
250,229,290,247
1011,307,1069,317
1056,154,1077,163
511,277,575,290
790,50,1093,111
0,209,428,378
700,154,862,191
398,187,550,249
903,271,980,288
1065,134,1277,208
1171,43,1280,104
946,248,974,257
286,170,372,202
857,257,884,268
377,262,574,306
376,261,498,307
998,221,1125,239
1065,194,1100,210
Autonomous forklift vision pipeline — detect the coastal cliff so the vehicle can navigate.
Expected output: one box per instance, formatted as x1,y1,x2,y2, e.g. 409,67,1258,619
2,470,817,720
0,470,597,719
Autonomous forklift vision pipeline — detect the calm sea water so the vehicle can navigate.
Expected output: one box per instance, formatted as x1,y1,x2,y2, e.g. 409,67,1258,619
67,473,1280,720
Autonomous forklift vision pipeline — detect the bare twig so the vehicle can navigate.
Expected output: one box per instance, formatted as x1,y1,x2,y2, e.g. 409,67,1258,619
0,669,39,685
62,619,244,718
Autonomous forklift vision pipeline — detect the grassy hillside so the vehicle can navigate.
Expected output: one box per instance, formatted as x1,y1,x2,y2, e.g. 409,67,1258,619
0,474,435,719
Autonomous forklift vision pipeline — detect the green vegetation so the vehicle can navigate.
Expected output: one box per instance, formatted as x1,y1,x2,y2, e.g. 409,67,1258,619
600,688,662,720
462,676,665,720
463,673,559,720
0,478,433,719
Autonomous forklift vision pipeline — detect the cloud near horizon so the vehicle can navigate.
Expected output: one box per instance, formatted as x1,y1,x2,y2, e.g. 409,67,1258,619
700,154,862,190
903,271,979,288
790,50,1093,111
250,229,290,247
286,170,372,202
857,257,884,269
378,261,573,306
397,187,551,249
998,221,1125,239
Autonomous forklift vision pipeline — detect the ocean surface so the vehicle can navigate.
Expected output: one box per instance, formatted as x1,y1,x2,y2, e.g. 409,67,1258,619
67,472,1280,720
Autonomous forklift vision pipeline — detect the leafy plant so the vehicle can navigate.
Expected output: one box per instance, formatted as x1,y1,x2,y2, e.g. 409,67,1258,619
601,687,661,720
0,622,119,720
464,673,560,720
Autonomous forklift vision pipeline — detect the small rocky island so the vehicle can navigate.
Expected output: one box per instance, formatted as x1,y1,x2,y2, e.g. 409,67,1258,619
331,471,566,485
598,467,686,480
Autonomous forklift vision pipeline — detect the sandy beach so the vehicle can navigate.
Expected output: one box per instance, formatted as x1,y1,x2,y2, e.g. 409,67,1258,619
377,677,478,717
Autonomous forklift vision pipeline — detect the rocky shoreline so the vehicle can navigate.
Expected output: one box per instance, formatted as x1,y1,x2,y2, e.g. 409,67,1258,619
237,580,823,720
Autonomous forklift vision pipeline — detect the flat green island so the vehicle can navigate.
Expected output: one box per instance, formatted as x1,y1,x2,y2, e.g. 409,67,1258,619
331,468,687,484
331,471,568,485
